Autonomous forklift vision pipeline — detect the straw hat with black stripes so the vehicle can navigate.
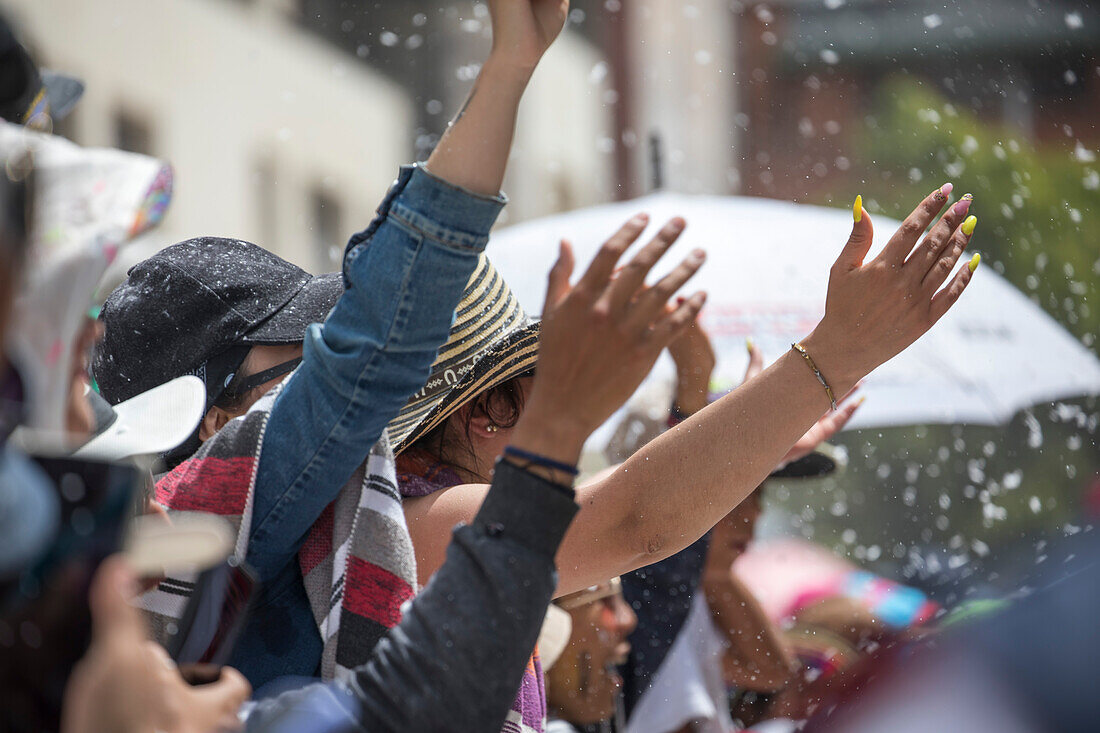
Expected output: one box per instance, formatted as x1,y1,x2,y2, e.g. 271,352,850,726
387,254,540,453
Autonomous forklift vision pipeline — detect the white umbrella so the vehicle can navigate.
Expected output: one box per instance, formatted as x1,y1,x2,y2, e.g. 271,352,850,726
487,192,1100,449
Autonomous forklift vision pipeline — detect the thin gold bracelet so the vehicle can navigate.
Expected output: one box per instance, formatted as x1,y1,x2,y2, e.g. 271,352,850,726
791,342,838,411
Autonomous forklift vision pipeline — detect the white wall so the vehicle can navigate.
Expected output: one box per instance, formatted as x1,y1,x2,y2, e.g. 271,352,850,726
503,31,617,225
627,0,739,195
7,0,413,274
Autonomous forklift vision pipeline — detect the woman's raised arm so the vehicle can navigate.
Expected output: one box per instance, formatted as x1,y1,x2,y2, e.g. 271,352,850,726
408,187,978,596
556,186,979,593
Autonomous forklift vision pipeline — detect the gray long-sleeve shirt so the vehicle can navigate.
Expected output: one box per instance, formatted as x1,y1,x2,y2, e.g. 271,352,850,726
246,459,578,733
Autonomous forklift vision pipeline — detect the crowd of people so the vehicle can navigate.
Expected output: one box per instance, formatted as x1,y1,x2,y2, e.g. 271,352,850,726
4,2,1096,732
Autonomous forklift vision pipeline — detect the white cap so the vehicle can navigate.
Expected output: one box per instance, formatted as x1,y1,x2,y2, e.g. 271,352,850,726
537,604,574,671
73,375,205,461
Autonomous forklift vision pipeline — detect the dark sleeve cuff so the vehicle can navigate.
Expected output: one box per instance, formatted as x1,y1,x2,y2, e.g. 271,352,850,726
471,460,579,559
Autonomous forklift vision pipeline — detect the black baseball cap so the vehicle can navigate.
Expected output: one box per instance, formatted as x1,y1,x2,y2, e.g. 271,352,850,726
92,237,343,416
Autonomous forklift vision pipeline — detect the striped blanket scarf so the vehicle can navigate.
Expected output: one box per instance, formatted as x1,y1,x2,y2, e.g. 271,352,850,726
140,381,417,681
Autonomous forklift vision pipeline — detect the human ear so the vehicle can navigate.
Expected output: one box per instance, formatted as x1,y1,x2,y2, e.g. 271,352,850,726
466,404,501,439
198,406,233,442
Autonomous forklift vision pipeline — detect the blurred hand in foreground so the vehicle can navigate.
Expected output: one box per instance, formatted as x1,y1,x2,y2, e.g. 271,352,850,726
63,556,250,733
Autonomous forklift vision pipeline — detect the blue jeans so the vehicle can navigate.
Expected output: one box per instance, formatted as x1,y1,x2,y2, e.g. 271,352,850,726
230,165,506,688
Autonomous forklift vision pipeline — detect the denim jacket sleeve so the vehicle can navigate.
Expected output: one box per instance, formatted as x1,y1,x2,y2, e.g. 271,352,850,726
246,165,506,581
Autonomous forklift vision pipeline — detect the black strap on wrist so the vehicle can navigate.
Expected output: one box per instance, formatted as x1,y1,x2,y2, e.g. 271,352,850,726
502,445,579,476
494,456,576,499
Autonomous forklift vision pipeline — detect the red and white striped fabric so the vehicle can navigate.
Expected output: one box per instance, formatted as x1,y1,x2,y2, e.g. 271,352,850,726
140,379,417,681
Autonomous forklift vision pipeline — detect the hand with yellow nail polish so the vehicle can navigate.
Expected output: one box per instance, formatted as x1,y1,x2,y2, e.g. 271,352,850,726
802,186,979,394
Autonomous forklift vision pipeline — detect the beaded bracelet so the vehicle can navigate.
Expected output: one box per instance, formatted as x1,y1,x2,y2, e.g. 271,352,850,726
502,446,580,477
791,342,838,411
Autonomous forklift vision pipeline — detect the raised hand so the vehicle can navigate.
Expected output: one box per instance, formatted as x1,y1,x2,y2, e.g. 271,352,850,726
488,0,570,70
668,310,717,415
804,185,979,394
742,338,764,382
499,190,979,596
426,2,568,196
512,214,707,463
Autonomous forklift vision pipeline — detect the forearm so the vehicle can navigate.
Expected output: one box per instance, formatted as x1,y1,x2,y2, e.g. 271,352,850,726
575,341,848,586
704,568,794,691
673,365,712,415
350,461,578,731
425,55,531,197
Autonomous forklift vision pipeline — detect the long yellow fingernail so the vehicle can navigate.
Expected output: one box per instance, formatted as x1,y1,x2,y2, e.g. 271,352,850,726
746,337,755,353
853,194,863,223
968,253,981,272
961,215,977,236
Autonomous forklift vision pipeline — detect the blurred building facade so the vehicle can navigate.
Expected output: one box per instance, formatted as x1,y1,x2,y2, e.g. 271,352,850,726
734,0,1100,201
299,1,750,204
8,0,418,274
13,0,1093,261
611,0,742,197
298,0,618,224
7,0,624,272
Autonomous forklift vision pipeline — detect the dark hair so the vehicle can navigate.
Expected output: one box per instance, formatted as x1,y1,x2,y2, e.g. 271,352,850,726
412,373,532,477
0,158,32,259
0,163,33,344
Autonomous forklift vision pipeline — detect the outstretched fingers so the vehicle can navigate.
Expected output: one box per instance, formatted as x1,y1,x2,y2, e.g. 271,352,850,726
908,194,973,278
600,217,688,313
744,338,764,382
825,394,863,432
622,248,707,333
929,253,980,324
542,239,575,312
650,291,708,346
835,195,875,271
876,183,953,265
574,213,650,296
922,214,977,292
